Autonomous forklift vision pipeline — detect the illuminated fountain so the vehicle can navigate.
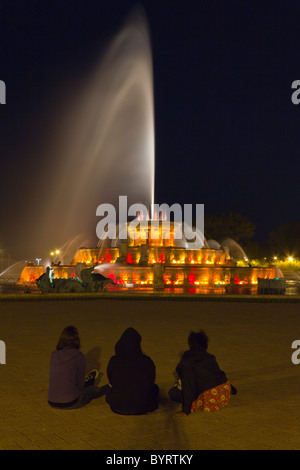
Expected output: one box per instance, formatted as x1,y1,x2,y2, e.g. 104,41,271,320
67,220,275,293
17,219,278,292
17,215,276,293
17,7,277,293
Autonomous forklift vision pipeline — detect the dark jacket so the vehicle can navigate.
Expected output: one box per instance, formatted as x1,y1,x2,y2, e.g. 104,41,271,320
48,347,86,405
176,348,228,414
106,327,158,414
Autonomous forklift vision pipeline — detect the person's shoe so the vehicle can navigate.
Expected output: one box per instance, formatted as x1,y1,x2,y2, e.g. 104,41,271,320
85,369,99,386
173,379,182,390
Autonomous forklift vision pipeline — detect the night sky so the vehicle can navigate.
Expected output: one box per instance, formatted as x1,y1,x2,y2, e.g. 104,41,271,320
0,0,300,261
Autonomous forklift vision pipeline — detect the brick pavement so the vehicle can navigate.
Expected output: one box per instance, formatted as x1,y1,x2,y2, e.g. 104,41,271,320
0,296,299,450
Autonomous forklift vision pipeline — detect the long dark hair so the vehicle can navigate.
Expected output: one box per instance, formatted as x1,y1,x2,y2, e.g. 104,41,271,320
56,325,80,350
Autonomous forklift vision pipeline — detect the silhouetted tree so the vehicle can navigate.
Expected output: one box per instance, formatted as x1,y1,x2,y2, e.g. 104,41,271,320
242,239,275,259
204,212,255,243
268,221,300,256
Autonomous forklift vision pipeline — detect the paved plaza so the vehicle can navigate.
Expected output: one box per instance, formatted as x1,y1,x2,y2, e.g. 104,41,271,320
0,295,299,451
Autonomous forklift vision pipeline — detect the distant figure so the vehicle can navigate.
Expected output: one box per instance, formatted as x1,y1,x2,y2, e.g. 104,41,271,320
48,326,109,409
106,327,159,415
169,330,237,418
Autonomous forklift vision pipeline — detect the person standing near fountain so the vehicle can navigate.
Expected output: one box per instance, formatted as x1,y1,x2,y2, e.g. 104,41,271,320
48,326,109,409
169,330,236,418
105,327,159,415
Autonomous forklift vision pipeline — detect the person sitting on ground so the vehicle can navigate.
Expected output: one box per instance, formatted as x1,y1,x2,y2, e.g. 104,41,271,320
168,329,237,418
106,327,159,415
48,325,109,409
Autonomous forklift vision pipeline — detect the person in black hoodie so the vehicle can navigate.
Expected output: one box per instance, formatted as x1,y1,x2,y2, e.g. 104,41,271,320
169,329,236,418
105,327,159,415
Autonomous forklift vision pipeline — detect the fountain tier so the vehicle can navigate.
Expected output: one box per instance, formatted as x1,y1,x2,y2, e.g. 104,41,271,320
19,221,276,293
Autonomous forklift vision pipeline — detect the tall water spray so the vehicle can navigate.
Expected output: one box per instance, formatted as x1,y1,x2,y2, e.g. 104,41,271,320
39,7,155,260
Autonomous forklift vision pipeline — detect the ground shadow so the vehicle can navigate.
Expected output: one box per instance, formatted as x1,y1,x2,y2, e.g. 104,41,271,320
151,388,191,450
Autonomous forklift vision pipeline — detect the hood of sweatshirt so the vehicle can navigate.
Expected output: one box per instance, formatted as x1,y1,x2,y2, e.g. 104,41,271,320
114,327,143,356
51,347,83,364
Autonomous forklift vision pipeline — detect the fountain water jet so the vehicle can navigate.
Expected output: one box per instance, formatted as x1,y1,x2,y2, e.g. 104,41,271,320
0,261,27,284
40,7,155,251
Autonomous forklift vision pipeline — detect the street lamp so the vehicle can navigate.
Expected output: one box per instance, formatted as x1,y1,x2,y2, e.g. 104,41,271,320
50,250,60,265
36,258,41,266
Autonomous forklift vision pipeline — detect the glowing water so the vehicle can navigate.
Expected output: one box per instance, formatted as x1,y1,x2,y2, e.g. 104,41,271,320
221,238,248,260
0,261,26,281
41,7,155,256
56,235,92,265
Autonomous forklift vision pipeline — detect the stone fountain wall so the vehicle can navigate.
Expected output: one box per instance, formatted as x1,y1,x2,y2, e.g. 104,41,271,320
18,244,276,290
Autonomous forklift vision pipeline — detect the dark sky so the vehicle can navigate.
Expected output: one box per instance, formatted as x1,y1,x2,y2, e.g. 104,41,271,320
0,0,300,261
